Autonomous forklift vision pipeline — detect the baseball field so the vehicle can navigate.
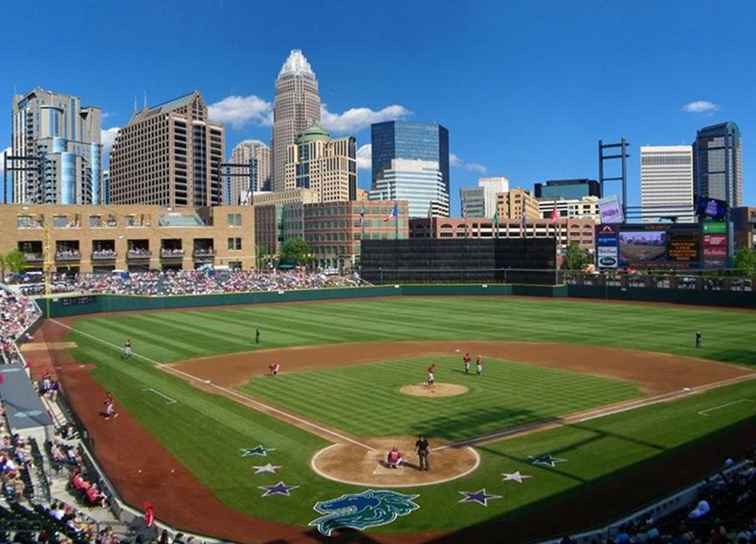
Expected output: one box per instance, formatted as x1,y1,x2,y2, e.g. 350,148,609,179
30,296,756,543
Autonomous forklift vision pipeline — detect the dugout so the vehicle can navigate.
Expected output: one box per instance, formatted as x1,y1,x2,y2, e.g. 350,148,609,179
0,364,54,445
360,238,557,284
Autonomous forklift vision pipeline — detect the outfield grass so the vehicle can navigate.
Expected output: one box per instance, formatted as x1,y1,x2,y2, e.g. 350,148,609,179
241,355,641,441
62,297,756,533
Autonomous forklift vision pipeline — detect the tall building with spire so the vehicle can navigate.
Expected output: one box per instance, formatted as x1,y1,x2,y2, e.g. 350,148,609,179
272,49,321,192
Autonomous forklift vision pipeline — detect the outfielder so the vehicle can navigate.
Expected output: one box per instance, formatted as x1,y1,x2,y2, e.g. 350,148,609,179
121,338,133,360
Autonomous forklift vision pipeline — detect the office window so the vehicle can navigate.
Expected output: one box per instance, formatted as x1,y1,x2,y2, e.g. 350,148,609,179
227,237,242,250
227,213,242,226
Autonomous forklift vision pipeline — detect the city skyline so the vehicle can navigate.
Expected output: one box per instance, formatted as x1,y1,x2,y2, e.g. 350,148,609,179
1,1,755,213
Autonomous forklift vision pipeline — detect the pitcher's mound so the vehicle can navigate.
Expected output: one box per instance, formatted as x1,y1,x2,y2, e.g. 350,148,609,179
400,383,468,397
311,436,479,487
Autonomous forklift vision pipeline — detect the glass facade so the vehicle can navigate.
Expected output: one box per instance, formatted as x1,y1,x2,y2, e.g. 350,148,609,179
371,121,450,194
534,179,601,200
693,122,743,207
90,143,101,204
60,152,75,204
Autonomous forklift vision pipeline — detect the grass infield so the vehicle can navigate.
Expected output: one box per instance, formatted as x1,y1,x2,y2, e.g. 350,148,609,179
63,297,756,533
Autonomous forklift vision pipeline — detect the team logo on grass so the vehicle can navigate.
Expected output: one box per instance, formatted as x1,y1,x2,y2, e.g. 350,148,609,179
528,454,567,467
501,471,533,483
309,489,420,536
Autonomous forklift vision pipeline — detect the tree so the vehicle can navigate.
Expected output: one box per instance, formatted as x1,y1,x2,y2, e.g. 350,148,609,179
279,238,312,266
3,249,26,275
734,247,756,276
562,241,591,271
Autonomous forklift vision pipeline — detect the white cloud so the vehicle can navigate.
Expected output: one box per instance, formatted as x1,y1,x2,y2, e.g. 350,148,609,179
450,153,487,174
681,100,719,113
466,162,487,174
101,127,120,154
356,144,372,170
208,95,273,129
321,104,411,134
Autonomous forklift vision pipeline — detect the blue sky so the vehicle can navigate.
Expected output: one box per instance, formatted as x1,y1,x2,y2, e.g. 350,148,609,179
1,0,754,213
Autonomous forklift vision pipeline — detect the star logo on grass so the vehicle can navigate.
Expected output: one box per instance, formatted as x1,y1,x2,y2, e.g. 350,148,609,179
501,471,533,484
241,445,276,457
528,454,566,468
457,489,501,507
259,481,299,497
253,463,282,475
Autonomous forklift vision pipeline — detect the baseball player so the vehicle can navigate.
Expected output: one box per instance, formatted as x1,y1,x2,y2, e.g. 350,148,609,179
463,352,471,374
695,331,702,348
476,355,483,376
255,328,261,344
121,338,133,359
426,363,437,387
269,363,280,376
103,393,118,419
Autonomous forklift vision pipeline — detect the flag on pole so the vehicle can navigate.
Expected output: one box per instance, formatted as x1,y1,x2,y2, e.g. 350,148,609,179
493,209,499,238
550,208,559,223
384,203,398,222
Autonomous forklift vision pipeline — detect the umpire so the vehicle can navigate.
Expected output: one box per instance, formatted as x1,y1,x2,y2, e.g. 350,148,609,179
416,435,430,471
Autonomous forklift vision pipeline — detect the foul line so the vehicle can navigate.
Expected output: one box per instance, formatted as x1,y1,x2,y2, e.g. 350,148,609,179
697,399,753,416
436,372,756,450
143,388,177,405
48,318,376,452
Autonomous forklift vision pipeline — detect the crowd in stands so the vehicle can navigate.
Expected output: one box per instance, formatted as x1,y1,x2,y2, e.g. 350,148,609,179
0,287,40,364
560,449,756,544
159,249,184,257
17,269,364,297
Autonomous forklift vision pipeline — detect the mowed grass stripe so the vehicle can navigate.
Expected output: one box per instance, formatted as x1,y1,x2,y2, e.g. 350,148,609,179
242,356,640,441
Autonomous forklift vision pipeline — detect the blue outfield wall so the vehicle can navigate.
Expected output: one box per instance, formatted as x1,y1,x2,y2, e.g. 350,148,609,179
39,283,755,318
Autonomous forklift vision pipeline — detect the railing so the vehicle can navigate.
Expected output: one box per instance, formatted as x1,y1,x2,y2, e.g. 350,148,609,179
563,271,755,293
91,251,117,260
127,250,152,259
193,249,216,258
55,251,81,261
160,249,185,258
23,253,44,263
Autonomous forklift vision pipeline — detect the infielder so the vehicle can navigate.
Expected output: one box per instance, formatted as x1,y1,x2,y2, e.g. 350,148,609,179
476,355,483,376
463,352,471,374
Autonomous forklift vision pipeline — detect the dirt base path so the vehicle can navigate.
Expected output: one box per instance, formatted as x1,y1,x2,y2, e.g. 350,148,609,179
173,340,751,394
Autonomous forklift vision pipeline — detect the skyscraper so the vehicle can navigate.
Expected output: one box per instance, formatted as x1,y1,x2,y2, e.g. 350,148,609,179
109,91,224,207
369,159,449,218
228,140,271,204
272,49,321,193
284,125,356,202
460,177,509,218
371,121,450,195
640,146,694,223
11,88,102,204
693,122,743,207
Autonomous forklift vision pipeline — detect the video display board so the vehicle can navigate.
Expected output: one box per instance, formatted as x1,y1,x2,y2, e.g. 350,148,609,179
610,224,703,268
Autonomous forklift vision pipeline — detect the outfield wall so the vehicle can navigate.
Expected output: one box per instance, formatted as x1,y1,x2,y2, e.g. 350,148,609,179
38,282,755,318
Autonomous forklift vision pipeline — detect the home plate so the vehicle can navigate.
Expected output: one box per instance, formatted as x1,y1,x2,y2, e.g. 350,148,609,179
373,463,402,475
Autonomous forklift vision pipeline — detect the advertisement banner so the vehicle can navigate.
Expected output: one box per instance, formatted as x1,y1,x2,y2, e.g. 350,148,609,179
598,196,624,224
667,232,700,264
703,220,727,234
595,225,618,268
703,234,727,267
696,197,728,220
